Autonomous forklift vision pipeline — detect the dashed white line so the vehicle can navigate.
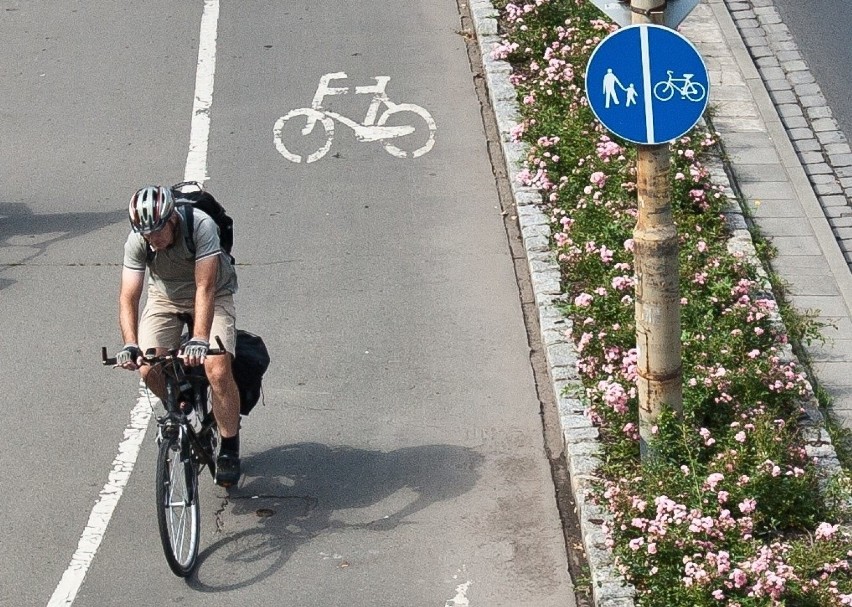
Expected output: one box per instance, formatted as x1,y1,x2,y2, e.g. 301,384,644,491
47,1,221,603
445,580,472,607
185,0,221,184
47,385,154,606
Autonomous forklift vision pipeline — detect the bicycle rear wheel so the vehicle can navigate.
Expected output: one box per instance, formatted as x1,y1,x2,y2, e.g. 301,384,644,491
156,433,200,577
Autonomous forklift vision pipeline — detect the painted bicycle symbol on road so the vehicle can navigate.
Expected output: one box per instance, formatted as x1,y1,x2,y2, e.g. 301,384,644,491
273,72,437,163
653,70,706,102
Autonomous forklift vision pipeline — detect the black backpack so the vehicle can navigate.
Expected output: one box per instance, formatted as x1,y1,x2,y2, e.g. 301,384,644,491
172,181,235,264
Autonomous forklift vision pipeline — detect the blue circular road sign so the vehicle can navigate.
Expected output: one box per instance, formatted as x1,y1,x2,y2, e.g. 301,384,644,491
585,24,709,145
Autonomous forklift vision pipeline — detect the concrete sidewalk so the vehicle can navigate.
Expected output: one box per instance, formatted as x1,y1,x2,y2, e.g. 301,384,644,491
685,0,852,429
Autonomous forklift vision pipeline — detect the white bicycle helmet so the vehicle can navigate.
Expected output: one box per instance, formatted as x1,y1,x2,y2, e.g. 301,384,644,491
128,185,175,234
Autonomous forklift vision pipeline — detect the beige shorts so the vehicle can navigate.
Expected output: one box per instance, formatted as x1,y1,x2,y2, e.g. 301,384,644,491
138,291,237,355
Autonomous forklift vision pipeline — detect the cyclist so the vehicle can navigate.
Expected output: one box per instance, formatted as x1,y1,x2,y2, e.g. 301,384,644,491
115,185,241,487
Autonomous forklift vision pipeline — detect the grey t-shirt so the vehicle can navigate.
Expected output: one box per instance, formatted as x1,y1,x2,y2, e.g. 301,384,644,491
123,208,238,301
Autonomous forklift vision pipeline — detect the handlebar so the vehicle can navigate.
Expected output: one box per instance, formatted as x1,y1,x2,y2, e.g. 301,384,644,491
101,336,227,366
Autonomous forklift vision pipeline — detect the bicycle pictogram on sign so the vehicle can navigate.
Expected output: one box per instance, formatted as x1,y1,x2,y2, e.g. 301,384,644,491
653,71,706,102
273,72,437,163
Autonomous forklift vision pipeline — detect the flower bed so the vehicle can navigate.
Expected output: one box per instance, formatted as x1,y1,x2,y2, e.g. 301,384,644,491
488,1,852,605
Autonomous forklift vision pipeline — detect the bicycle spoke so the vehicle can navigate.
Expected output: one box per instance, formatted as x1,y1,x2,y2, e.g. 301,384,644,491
170,455,188,559
157,435,200,576
173,507,186,560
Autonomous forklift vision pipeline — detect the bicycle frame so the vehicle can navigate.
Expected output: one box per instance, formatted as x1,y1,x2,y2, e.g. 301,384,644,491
160,360,218,475
664,71,693,93
101,339,226,476
309,71,391,125
299,71,413,141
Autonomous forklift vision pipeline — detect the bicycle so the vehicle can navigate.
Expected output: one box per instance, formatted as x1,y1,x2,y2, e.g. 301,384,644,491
653,70,707,103
102,316,227,577
273,71,437,163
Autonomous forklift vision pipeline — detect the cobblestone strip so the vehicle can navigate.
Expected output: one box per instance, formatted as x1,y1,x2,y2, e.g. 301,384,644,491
470,4,635,605
723,0,852,265
469,2,849,606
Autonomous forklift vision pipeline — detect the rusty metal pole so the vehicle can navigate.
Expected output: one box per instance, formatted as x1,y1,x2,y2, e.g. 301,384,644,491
631,0,683,461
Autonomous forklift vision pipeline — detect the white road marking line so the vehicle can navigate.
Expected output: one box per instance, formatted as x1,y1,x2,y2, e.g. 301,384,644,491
185,0,221,184
445,580,472,607
47,1,221,604
47,386,154,606
273,72,437,163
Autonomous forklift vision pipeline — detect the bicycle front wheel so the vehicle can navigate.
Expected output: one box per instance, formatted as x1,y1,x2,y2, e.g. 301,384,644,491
156,433,200,577
273,108,334,163
378,103,436,159
653,81,675,102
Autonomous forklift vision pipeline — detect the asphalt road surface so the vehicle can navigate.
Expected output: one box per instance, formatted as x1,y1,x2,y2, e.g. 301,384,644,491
0,1,575,606
772,0,852,144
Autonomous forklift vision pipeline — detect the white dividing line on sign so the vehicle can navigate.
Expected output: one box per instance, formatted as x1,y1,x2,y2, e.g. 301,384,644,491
47,2,221,604
639,25,655,144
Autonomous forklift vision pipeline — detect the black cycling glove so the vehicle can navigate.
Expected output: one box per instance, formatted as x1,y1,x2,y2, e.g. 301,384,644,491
116,344,142,367
182,338,210,361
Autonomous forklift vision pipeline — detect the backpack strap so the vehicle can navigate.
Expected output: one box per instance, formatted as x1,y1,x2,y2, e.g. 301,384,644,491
177,204,196,257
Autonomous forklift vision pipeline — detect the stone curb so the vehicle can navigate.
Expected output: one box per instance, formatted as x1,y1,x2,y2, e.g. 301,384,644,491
468,3,850,607
470,10,634,606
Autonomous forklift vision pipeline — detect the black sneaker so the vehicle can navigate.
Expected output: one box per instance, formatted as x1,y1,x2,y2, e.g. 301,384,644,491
215,452,241,487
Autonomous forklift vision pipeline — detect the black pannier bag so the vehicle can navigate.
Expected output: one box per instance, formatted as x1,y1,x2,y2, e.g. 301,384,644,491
232,330,270,416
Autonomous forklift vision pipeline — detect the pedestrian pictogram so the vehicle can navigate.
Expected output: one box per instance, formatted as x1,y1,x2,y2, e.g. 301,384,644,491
585,24,709,144
602,68,640,108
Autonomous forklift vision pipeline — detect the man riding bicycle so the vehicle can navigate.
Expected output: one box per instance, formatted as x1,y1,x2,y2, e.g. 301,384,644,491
116,185,241,487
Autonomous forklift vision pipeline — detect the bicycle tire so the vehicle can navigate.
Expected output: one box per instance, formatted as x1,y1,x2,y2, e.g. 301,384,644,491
156,433,201,577
378,103,436,159
653,81,675,102
273,108,334,164
685,82,706,102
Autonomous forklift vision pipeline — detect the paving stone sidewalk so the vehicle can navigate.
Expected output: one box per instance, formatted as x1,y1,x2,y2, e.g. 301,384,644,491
691,0,852,429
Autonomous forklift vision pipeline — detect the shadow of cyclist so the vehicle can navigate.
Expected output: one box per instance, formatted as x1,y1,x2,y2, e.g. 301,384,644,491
189,441,482,592
0,202,126,291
